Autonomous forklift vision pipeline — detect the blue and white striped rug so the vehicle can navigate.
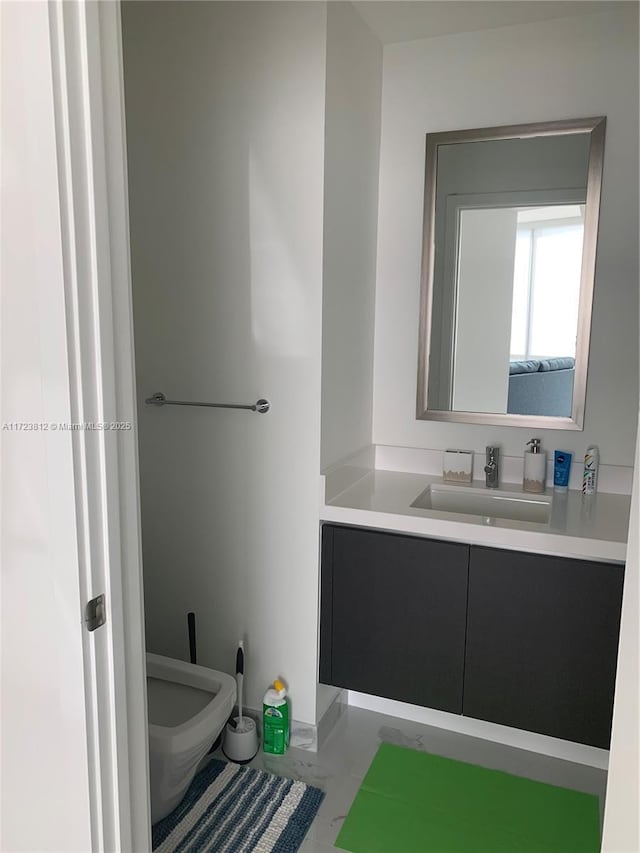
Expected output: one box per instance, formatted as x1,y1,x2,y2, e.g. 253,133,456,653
152,758,325,853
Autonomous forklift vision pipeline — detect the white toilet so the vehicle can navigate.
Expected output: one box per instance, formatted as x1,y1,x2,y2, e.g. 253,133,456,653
146,652,236,823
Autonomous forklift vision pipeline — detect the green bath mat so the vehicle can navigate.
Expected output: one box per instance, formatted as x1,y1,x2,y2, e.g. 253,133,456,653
335,743,600,853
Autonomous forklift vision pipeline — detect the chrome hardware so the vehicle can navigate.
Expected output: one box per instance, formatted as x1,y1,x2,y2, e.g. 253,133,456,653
85,594,106,632
484,445,500,489
527,437,542,453
145,392,270,414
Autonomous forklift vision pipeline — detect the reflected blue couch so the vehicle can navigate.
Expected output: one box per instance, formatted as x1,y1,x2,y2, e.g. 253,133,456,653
507,357,575,417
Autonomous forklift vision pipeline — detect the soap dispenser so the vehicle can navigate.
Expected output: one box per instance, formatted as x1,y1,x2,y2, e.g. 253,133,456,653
523,438,546,493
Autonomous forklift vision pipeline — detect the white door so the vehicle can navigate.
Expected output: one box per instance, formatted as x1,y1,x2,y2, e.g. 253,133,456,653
1,2,149,850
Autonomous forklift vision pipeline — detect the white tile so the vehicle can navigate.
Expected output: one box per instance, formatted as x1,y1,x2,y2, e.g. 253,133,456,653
215,704,607,851
308,706,606,849
248,746,343,788
305,773,362,847
299,837,339,853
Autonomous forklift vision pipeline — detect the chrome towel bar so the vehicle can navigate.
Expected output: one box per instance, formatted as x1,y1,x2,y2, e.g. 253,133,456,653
145,392,270,414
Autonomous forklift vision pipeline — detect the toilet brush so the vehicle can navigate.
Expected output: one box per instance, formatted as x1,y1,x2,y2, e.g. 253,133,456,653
237,642,244,728
222,640,259,763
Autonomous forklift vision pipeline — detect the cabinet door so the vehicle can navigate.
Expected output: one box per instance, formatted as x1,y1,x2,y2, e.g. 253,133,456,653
320,524,469,714
463,546,624,748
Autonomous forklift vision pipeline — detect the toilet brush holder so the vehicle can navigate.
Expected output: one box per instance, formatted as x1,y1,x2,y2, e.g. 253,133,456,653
222,716,259,764
222,640,259,763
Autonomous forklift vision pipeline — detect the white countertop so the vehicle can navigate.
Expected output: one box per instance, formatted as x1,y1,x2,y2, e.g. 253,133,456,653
321,470,630,563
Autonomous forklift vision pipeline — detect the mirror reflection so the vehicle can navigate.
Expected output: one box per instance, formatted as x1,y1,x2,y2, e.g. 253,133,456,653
418,118,605,429
451,202,584,416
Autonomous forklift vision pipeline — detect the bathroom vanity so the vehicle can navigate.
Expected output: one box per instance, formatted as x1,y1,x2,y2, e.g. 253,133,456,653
319,463,630,751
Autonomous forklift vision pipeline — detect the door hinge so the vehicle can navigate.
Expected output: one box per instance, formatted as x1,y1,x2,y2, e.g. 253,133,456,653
85,594,106,631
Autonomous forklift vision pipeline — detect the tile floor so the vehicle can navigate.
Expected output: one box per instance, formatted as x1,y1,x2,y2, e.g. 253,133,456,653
212,704,607,852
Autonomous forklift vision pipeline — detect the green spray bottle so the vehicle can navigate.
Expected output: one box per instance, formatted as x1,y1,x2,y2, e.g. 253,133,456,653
262,678,290,754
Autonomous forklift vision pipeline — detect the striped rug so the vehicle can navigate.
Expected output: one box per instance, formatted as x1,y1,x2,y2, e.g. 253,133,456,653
152,758,325,853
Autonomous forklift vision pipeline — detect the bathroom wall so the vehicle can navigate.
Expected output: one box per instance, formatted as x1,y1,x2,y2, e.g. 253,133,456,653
123,1,327,724
317,1,382,721
372,6,639,466
320,2,382,470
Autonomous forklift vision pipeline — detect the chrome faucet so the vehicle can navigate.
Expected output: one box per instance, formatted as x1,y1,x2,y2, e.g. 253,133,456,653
484,446,500,489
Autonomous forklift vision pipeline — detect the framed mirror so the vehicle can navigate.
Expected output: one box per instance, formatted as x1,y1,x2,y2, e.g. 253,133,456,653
417,116,606,429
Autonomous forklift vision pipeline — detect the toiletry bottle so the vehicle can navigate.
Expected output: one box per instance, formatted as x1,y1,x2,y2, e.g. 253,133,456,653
523,438,546,493
553,450,572,492
582,445,599,495
263,679,290,755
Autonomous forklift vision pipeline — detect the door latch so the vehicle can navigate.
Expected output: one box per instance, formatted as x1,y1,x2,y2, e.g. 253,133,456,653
85,594,106,631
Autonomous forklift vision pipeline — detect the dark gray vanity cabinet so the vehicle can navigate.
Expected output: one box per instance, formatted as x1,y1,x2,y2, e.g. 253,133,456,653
463,546,625,749
319,524,469,714
320,524,625,749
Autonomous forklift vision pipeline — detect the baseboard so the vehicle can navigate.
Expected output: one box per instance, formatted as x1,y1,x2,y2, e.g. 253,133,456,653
289,688,347,752
225,690,346,754
317,688,347,751
347,691,609,770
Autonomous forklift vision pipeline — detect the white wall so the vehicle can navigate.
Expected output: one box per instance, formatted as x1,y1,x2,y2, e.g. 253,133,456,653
602,420,640,852
373,6,639,465
122,1,327,724
321,2,382,469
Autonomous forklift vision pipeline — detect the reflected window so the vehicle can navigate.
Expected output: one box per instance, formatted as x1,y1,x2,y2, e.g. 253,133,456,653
510,205,584,360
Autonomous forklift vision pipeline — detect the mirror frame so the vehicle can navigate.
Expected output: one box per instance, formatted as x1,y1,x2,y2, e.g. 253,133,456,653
416,116,606,430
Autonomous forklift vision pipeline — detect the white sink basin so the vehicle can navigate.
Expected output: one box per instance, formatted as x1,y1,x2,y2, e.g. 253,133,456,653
411,483,552,524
